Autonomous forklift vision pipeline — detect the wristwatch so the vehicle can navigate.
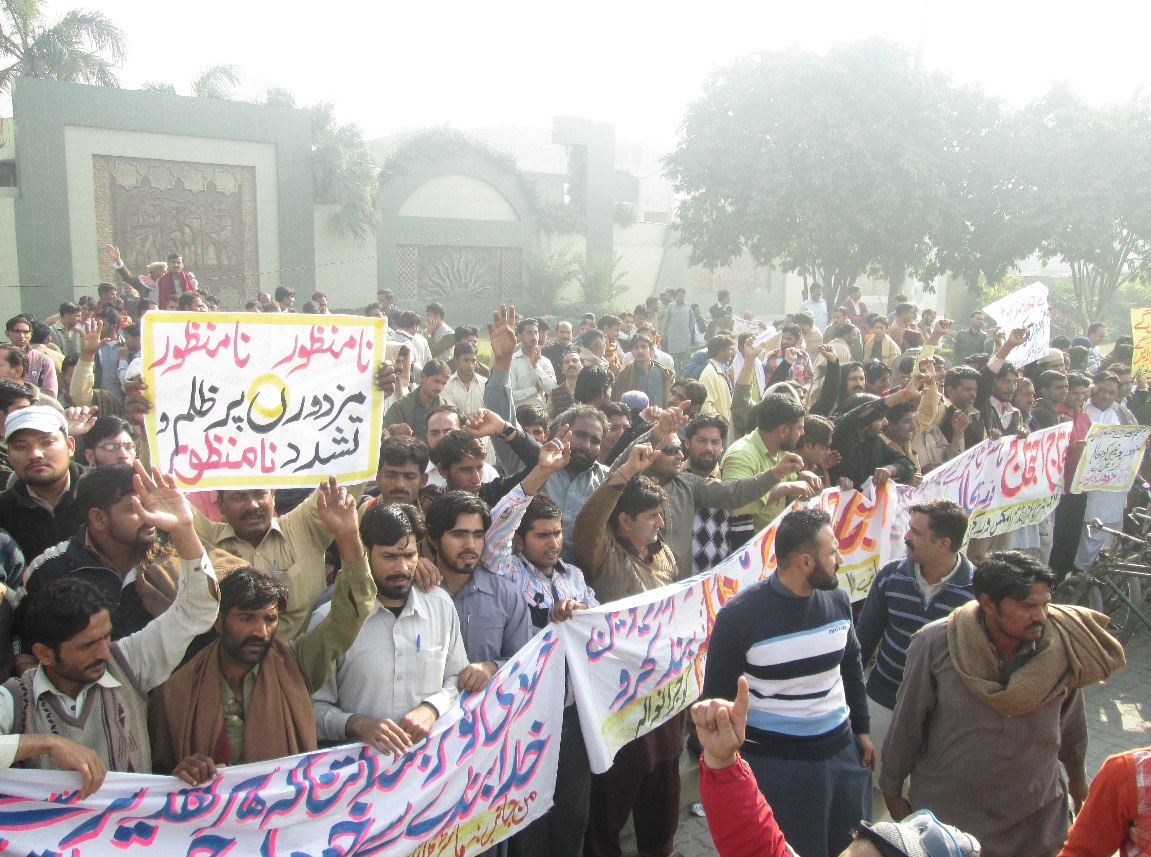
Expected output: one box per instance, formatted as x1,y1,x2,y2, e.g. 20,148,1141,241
500,423,517,441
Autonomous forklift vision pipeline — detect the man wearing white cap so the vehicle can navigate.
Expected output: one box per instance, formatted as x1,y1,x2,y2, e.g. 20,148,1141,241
0,407,88,564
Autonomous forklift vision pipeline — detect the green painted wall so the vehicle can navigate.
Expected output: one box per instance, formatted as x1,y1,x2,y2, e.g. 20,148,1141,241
11,77,314,316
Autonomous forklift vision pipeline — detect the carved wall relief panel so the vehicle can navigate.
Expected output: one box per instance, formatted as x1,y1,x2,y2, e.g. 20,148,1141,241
93,156,259,308
396,245,522,303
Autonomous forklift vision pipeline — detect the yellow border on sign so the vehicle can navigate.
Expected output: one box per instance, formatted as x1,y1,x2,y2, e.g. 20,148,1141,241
141,311,387,489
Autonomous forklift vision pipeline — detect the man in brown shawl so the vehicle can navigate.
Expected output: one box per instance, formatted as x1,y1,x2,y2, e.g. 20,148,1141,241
149,478,375,784
880,550,1126,857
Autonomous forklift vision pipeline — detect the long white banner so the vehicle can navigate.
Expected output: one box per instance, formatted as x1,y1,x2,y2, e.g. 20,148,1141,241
0,628,565,857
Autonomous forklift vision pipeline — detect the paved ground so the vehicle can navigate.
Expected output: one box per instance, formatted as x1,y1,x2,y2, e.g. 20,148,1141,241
619,628,1151,857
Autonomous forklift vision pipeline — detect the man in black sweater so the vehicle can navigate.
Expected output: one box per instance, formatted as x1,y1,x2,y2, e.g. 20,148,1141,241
0,406,88,564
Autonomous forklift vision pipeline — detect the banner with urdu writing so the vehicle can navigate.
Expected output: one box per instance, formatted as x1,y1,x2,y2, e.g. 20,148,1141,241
142,312,386,490
0,628,565,857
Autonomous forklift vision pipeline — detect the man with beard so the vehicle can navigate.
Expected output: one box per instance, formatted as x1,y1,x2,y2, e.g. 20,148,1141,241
193,477,365,643
21,465,226,641
312,503,466,755
425,491,532,694
149,480,376,782
621,408,808,580
881,552,1124,856
542,405,610,564
703,508,873,857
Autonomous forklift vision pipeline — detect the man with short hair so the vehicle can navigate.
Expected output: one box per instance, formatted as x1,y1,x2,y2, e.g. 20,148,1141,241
442,341,486,417
178,291,208,313
881,552,1124,854
764,324,814,390
0,464,220,777
598,314,623,372
1086,322,1107,373
614,333,674,408
1032,370,1068,429
425,490,533,694
155,253,195,308
80,416,135,468
841,285,869,336
549,348,582,420
799,283,829,332
699,334,736,423
312,504,467,754
855,500,975,810
721,393,812,542
888,304,921,350
542,320,575,369
975,327,1029,439
431,423,540,507
391,311,433,375
574,444,683,857
0,407,88,563
669,378,707,418
366,436,429,509
580,328,609,371
50,303,84,360
704,507,873,857
383,358,450,440
542,404,610,563
937,365,985,453
950,311,992,364
310,291,330,313
274,286,296,312
6,316,57,400
150,481,375,780
425,302,455,358
509,317,557,408
661,288,694,373
192,478,363,642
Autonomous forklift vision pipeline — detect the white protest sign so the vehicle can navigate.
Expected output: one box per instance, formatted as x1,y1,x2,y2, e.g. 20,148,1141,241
142,312,386,489
982,282,1051,367
1071,423,1151,493
0,628,565,857
907,423,1072,539
732,316,770,337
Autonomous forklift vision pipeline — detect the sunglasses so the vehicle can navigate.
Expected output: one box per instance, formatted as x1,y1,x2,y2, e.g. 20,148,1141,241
660,443,683,456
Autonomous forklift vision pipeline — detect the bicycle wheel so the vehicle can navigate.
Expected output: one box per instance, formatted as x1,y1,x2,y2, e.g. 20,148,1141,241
1052,572,1094,609
1086,568,1143,644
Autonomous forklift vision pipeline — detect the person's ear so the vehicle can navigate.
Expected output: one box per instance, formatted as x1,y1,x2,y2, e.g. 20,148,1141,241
88,508,109,534
30,642,55,667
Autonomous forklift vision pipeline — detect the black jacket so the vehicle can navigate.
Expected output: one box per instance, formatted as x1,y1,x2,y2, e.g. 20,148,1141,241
22,526,153,640
0,461,89,565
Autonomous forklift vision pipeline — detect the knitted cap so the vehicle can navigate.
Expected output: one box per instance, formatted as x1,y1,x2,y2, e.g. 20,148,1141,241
859,811,980,857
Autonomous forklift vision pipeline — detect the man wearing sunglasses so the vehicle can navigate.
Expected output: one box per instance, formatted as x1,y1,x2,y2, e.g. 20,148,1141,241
608,406,812,581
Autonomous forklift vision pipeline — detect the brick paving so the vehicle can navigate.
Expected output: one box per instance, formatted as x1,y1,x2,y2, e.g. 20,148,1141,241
620,628,1151,857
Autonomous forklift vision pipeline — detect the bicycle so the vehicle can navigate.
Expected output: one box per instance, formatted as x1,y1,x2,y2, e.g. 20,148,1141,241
1053,519,1151,644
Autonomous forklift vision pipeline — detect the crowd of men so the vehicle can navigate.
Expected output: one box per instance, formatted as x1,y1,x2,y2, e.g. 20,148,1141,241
0,267,1144,857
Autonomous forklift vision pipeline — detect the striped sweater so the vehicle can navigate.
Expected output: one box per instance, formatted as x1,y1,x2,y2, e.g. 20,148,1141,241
703,574,869,761
854,555,975,709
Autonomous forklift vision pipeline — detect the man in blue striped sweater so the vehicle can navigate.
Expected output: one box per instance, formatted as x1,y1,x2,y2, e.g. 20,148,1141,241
855,499,975,812
703,507,873,857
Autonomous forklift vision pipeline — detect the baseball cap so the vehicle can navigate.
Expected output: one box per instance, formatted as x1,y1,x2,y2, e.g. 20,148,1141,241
859,810,980,857
5,406,69,441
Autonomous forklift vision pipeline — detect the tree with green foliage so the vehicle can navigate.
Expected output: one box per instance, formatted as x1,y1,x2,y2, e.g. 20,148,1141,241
525,241,579,308
309,101,379,243
142,64,241,100
664,40,1024,308
0,0,124,96
575,253,628,311
1005,86,1151,328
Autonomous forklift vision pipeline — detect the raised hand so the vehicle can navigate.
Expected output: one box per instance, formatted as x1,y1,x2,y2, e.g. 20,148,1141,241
123,378,153,426
818,344,839,364
783,346,799,364
374,361,397,397
315,477,359,542
950,409,970,435
768,451,805,480
620,442,655,478
1006,327,1030,349
741,336,764,361
527,344,542,367
463,408,507,439
64,406,98,436
691,675,749,770
103,243,122,264
131,461,194,533
930,318,952,342
79,318,114,360
487,304,519,371
822,448,842,470
537,431,571,475
653,404,688,440
385,423,414,438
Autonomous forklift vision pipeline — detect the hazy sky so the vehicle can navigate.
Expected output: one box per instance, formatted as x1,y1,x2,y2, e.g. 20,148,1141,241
14,0,1151,144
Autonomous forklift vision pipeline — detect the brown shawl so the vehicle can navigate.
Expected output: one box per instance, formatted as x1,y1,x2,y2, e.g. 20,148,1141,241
148,637,317,772
947,600,1126,717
